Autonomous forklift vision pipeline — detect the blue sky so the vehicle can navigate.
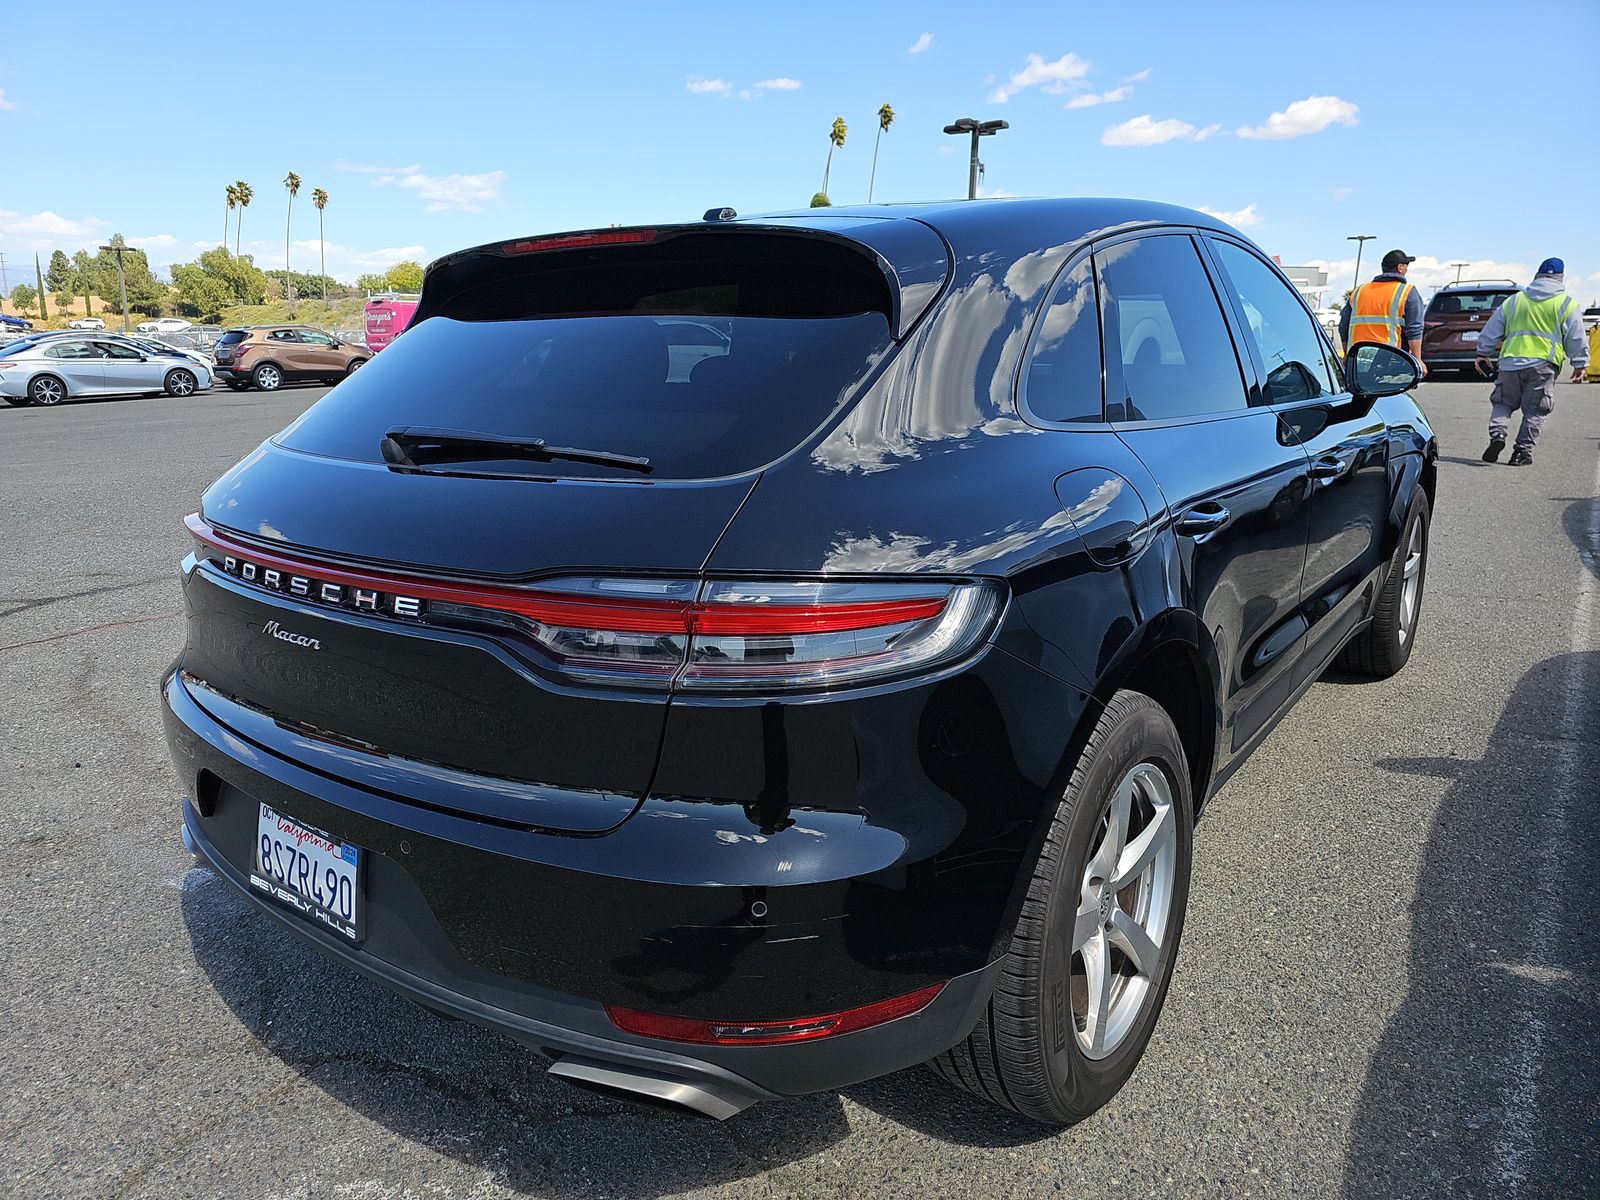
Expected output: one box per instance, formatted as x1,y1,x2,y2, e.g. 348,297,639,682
2,0,1597,302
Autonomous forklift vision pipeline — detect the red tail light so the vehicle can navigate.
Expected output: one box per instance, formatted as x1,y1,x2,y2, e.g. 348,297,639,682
606,983,945,1046
185,515,1002,691
500,229,658,256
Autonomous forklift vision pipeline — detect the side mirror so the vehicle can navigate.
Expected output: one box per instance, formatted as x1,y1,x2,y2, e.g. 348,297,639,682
1347,342,1420,398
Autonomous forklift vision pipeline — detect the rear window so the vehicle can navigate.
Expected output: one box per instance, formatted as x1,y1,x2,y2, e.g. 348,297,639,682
1428,290,1514,315
278,232,897,480
216,330,249,345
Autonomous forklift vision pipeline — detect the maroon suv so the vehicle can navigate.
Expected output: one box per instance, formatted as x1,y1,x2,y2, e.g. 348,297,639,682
1422,281,1518,377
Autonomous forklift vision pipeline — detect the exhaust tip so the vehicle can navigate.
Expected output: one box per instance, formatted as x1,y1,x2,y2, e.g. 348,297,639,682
546,1056,756,1121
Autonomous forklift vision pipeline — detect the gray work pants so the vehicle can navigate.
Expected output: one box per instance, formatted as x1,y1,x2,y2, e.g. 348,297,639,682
1488,363,1558,449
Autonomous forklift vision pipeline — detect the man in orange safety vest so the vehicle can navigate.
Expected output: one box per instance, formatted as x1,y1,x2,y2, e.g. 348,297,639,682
1339,249,1427,377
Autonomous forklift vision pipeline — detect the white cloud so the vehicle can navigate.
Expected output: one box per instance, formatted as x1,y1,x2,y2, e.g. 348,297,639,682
937,144,954,155
0,208,111,252
0,89,17,111
1101,114,1219,146
977,186,1015,199
129,234,180,249
908,32,934,54
1333,186,1353,202
1302,255,1535,298
989,52,1090,103
686,76,731,94
1237,95,1359,140
335,160,422,175
371,170,506,213
1197,204,1262,228
1120,68,1152,84
753,77,802,91
1066,86,1130,109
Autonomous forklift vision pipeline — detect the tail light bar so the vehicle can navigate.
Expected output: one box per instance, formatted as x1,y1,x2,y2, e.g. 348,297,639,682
185,515,1002,692
499,229,659,256
606,982,945,1046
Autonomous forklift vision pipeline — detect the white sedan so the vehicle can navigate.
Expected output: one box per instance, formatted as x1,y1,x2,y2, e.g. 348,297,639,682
0,336,211,406
135,318,193,333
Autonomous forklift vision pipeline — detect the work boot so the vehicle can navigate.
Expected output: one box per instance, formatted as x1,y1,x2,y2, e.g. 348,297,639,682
1482,436,1506,462
1507,447,1533,467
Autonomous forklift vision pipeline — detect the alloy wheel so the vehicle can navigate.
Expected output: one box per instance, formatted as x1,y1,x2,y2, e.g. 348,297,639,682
1398,519,1425,645
168,370,196,397
30,377,64,406
1071,762,1178,1059
255,365,281,390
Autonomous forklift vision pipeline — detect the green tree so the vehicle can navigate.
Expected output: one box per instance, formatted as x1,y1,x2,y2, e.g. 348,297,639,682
171,263,235,322
72,250,97,316
91,238,166,314
45,250,74,296
822,116,847,196
868,103,895,202
311,188,329,302
234,180,253,257
385,261,424,293
224,183,237,249
196,247,269,305
809,192,833,208
356,272,389,293
10,283,37,316
283,171,302,307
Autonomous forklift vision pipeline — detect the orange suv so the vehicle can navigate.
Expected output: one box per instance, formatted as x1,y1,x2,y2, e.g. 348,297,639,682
212,325,368,391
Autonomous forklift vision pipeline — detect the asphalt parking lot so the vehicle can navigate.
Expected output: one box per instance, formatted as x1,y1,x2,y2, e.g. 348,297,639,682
2,377,1596,1200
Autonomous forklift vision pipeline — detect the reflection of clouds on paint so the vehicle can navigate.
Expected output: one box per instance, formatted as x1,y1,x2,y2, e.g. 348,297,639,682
1059,475,1123,532
714,830,769,845
823,508,1077,573
1035,261,1093,357
1002,248,1058,303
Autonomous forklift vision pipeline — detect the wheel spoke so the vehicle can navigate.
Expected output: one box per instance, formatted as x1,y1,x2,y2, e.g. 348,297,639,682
1108,908,1160,977
1091,774,1136,880
1081,931,1113,1054
1111,799,1174,889
1071,894,1101,952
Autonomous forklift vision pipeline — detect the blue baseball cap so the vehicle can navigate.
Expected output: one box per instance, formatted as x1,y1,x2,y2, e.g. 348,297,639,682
1537,257,1564,275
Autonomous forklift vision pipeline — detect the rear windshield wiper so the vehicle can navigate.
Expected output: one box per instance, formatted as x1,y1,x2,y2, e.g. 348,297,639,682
380,426,652,475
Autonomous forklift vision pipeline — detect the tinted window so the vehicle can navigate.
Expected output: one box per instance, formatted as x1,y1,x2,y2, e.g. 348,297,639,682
1427,290,1514,315
1024,257,1103,423
216,330,248,345
267,329,300,342
1210,240,1337,404
98,341,142,360
1097,236,1244,422
278,312,892,481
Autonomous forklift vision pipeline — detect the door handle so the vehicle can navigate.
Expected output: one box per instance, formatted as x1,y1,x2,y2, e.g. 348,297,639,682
1175,503,1230,538
1307,455,1350,480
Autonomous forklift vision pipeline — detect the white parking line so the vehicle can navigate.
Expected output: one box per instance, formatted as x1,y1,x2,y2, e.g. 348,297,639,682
1491,442,1599,1193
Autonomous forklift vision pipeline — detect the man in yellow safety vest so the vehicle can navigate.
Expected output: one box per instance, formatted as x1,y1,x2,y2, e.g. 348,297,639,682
1340,249,1426,375
1475,257,1589,467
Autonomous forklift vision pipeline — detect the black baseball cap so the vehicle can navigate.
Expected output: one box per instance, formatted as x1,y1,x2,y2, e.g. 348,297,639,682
1381,249,1416,271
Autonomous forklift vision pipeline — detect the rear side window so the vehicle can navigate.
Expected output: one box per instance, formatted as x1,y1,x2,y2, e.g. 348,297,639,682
216,330,248,345
1209,240,1337,404
1097,236,1244,422
45,341,97,360
1024,257,1103,423
1428,290,1513,315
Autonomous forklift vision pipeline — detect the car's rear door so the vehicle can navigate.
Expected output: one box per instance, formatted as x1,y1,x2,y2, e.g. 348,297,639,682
41,340,106,395
1099,231,1314,763
264,328,309,377
1204,236,1389,683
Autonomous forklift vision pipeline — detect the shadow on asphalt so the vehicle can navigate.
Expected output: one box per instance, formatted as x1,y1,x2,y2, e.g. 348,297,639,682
1560,495,1600,578
181,884,856,1198
1341,652,1600,1199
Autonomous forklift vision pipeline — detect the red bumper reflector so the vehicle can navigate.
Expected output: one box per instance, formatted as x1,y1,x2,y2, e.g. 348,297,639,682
605,982,946,1046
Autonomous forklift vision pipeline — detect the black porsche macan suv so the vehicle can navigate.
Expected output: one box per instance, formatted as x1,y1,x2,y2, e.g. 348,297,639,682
164,200,1437,1124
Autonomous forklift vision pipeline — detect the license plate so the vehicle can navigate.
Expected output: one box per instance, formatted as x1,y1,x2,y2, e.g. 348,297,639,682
251,804,362,941
1462,331,1479,342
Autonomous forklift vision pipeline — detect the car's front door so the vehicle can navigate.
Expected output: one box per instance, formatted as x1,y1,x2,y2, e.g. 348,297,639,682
96,339,165,393
1097,232,1314,763
1204,237,1389,682
294,328,346,376
41,340,106,395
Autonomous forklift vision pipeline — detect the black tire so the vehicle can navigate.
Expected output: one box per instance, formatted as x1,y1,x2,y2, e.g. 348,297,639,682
252,362,283,391
929,690,1194,1125
225,381,249,392
3,394,29,406
345,357,367,376
28,374,66,406
164,368,198,397
1335,489,1430,677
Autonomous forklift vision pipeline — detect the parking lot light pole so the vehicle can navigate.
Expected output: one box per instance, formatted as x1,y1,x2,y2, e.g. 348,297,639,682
1346,235,1375,295
98,242,136,333
1449,260,1469,284
943,118,1009,200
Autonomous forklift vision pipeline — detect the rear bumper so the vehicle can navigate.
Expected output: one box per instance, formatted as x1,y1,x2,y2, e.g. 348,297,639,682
163,670,1012,1104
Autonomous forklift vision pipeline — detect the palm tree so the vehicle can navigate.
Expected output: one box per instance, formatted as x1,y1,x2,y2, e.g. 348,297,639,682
283,171,302,309
311,189,329,303
868,104,895,203
821,117,847,199
233,180,253,258
224,184,239,250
